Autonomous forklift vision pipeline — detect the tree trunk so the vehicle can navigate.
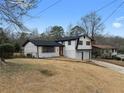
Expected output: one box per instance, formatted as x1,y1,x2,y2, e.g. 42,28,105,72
0,57,6,66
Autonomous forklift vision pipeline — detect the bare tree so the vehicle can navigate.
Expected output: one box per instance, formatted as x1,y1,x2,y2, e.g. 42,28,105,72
95,34,124,51
65,24,73,36
80,12,104,40
0,0,39,64
0,0,39,31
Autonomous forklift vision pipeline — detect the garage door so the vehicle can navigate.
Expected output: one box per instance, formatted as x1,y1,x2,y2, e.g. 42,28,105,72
83,51,90,60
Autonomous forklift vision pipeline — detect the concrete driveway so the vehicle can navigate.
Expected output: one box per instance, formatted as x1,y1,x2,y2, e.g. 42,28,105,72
92,60,124,74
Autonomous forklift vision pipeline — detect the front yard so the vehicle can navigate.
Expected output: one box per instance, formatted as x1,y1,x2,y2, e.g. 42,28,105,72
0,58,124,93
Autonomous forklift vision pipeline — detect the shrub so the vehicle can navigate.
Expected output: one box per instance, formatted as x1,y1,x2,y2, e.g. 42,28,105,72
0,43,14,58
118,49,124,54
14,43,21,52
112,55,121,60
13,53,26,58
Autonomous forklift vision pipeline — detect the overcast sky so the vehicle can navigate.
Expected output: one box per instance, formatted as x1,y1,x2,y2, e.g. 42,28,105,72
24,0,124,37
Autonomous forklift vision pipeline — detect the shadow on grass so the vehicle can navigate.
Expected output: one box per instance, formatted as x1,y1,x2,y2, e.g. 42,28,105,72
0,62,36,74
39,69,55,76
0,62,56,77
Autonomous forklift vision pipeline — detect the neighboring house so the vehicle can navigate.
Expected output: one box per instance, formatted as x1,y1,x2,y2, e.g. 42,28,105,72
92,45,117,58
23,34,92,60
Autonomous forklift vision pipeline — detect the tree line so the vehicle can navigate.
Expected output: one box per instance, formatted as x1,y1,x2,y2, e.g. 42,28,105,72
1,25,124,53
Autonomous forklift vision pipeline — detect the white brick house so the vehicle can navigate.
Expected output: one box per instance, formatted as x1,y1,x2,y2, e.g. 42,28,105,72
56,35,92,60
23,34,92,60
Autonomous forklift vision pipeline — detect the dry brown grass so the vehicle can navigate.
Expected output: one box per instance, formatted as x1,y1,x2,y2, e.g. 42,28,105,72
0,58,124,93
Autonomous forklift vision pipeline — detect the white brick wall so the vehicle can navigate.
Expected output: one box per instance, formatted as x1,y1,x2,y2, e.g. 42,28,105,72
24,42,60,58
24,42,37,57
77,36,92,50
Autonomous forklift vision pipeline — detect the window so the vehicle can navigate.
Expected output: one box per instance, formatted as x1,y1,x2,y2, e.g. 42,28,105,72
112,49,116,52
42,47,55,53
79,41,83,45
68,41,71,45
86,41,90,45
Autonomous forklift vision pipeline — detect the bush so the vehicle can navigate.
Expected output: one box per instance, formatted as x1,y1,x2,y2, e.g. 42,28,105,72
112,55,121,60
0,43,14,58
14,43,21,52
118,49,124,54
13,53,26,58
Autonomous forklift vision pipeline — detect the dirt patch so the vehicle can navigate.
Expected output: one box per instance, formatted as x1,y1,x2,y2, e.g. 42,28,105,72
39,69,55,76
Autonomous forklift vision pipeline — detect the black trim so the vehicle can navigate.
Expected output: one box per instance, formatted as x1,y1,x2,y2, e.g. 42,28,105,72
76,38,79,49
82,52,83,60
22,40,30,47
22,40,64,47
55,34,93,42
76,49,92,51
37,46,39,58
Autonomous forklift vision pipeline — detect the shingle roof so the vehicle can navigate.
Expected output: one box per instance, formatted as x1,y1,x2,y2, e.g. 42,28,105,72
23,40,63,47
55,34,92,42
56,36,79,41
92,45,116,49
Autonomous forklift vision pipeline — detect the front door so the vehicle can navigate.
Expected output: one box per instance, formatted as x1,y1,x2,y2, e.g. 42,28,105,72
59,47,63,56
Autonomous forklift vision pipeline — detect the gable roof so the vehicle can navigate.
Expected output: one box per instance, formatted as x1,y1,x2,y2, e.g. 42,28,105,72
55,34,92,42
92,45,117,49
23,40,63,47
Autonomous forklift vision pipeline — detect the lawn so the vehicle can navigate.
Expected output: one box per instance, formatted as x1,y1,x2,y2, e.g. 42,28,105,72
0,58,124,93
